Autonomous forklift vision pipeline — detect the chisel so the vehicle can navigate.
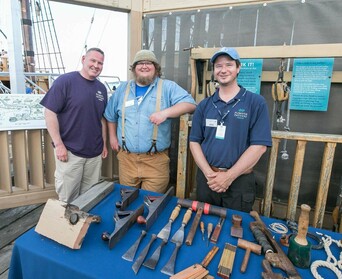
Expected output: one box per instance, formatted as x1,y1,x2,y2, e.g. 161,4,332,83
132,234,157,274
122,230,147,261
142,204,182,269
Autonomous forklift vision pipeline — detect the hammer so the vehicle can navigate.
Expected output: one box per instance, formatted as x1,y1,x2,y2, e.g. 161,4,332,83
237,238,262,273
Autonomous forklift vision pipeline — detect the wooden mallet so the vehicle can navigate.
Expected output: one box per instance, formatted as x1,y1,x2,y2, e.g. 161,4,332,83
237,238,262,273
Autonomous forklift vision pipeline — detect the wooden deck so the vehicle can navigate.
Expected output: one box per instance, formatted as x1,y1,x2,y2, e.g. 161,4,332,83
0,204,44,279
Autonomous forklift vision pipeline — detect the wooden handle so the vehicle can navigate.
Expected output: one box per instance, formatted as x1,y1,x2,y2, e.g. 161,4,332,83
182,207,193,226
295,204,311,246
200,221,205,233
240,248,251,273
169,204,181,222
250,211,263,224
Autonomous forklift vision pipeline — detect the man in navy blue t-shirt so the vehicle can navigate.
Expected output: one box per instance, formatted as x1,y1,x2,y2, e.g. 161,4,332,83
40,48,108,203
189,47,272,212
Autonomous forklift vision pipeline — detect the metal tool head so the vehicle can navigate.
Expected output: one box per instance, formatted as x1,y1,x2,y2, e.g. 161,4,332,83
115,187,139,210
141,186,174,231
231,214,243,238
108,204,144,249
160,242,181,276
121,230,147,261
170,227,184,245
157,204,181,241
157,222,171,240
170,207,192,244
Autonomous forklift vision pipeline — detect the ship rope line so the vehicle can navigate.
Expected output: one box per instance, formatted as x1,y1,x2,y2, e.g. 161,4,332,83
76,9,96,69
96,12,111,47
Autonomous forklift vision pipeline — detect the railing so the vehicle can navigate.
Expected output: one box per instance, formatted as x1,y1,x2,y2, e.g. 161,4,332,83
0,129,116,209
176,113,342,230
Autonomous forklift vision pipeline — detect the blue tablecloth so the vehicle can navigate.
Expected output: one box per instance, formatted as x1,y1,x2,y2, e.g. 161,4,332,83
9,184,342,278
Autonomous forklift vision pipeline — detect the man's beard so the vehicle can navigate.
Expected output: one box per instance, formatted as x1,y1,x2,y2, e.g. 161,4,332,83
135,75,155,86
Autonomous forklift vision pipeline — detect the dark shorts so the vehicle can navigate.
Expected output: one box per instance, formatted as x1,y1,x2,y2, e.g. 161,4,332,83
196,168,256,212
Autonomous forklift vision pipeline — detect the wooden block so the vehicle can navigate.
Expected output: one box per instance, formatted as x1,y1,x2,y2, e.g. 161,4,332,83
71,180,114,212
171,264,206,279
35,199,94,249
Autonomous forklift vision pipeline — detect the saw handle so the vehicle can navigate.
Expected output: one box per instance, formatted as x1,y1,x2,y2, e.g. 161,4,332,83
169,204,181,222
295,204,311,246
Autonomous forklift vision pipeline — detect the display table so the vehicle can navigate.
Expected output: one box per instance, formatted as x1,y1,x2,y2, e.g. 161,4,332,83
9,184,342,279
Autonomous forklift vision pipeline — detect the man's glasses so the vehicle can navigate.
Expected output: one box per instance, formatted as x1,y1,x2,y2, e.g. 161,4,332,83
136,61,154,66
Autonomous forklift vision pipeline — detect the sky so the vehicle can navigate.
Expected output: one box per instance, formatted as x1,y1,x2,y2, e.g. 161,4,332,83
0,0,128,82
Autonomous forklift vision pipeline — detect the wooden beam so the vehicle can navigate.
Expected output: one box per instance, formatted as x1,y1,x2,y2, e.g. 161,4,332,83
50,0,131,12
12,131,28,190
27,130,44,188
286,140,306,221
191,44,342,59
176,114,190,198
313,142,336,228
0,132,11,193
142,0,290,13
271,131,342,144
205,70,342,84
263,137,280,217
0,189,57,210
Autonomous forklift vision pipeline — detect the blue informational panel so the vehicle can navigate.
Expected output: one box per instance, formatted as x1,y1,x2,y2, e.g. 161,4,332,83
289,58,334,111
237,59,263,94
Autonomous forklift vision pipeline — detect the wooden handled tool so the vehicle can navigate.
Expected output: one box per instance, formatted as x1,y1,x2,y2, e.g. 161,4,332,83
185,207,203,246
170,246,219,279
294,204,311,245
288,204,312,268
217,243,236,279
237,239,262,273
250,211,301,279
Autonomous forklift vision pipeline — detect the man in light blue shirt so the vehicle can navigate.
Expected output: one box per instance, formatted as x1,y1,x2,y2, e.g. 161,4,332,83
105,50,196,193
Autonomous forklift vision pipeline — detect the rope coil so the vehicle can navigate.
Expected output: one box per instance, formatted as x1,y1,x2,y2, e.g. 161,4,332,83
311,233,342,278
311,260,342,279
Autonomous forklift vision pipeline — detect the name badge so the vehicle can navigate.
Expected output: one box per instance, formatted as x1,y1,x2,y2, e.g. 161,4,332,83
206,119,217,127
125,99,135,107
215,124,226,140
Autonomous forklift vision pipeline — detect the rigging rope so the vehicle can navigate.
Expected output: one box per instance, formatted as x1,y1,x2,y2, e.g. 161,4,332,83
76,8,96,69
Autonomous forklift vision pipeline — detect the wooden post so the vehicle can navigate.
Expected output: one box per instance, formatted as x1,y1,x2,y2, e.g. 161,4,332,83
263,137,280,217
313,142,336,228
286,140,307,221
176,114,190,198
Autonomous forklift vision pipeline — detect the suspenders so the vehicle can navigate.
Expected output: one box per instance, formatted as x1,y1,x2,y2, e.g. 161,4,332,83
121,79,164,154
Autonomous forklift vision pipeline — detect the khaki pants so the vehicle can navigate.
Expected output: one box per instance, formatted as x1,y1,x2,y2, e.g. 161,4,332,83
117,149,170,193
54,151,102,203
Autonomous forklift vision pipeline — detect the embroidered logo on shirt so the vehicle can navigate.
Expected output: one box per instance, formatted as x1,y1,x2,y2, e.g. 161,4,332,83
234,109,248,120
96,91,104,102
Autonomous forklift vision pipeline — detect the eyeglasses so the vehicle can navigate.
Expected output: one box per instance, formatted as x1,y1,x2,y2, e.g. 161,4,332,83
136,61,154,66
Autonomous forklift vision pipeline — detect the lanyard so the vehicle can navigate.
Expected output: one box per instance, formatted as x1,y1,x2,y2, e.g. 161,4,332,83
211,89,246,125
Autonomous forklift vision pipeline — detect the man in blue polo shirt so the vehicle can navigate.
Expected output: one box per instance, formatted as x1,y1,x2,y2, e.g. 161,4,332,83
189,47,272,212
105,50,196,193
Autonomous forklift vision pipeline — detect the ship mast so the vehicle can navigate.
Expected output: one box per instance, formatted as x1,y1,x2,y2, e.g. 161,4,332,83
21,0,35,73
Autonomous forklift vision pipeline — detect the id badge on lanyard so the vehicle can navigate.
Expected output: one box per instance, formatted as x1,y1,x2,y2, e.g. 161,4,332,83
215,123,226,140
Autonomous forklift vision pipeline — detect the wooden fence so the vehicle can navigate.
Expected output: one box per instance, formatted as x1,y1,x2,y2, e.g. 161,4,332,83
176,117,342,230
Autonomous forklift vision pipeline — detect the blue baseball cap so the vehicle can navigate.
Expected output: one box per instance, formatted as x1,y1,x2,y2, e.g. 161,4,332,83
210,47,240,63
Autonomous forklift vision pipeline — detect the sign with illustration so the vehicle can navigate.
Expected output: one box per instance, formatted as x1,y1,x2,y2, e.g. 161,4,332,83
290,58,334,111
237,59,263,94
0,94,46,131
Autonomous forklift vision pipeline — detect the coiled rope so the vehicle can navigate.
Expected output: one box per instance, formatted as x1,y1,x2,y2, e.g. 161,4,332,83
311,233,342,279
